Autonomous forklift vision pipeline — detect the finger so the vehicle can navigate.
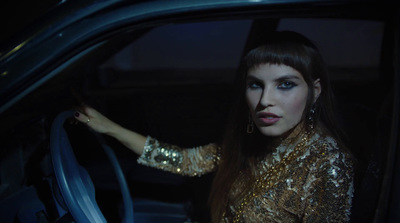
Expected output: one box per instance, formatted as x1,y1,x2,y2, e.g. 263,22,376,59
68,117,79,125
74,111,91,124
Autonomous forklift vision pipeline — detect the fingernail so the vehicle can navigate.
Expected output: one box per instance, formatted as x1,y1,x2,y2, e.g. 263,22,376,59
74,112,80,117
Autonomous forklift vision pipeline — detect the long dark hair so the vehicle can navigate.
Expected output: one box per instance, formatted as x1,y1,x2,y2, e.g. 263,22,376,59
209,31,343,222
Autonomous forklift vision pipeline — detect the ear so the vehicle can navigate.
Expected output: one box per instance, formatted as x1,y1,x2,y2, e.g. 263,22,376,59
313,78,321,103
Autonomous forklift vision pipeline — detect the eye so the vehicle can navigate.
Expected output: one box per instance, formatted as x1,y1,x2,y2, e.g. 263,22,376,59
277,81,297,90
247,81,262,90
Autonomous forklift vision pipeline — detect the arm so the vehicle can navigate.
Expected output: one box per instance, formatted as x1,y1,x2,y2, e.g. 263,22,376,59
75,106,220,176
302,149,354,222
138,136,220,176
74,106,146,155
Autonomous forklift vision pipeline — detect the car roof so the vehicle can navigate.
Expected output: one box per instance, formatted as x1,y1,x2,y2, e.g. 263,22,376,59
0,0,396,114
0,0,389,59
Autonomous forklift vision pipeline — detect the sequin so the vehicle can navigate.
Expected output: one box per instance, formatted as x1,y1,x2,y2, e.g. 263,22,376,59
137,137,220,177
137,132,354,222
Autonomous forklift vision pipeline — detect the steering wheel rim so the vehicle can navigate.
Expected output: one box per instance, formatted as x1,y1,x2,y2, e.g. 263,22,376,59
50,111,133,223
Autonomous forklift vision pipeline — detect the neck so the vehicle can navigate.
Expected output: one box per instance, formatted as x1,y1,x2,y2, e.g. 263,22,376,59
245,122,314,158
267,122,307,147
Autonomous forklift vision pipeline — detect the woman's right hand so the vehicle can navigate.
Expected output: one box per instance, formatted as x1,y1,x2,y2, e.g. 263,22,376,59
74,106,117,134
74,105,146,155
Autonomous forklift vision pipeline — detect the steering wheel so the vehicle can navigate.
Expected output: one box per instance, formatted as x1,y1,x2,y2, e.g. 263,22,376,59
50,111,134,223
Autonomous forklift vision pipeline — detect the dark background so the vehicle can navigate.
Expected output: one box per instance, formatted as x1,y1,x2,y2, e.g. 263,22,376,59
0,0,56,46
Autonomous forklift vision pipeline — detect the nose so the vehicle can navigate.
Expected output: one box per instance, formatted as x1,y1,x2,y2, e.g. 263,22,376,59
259,88,275,108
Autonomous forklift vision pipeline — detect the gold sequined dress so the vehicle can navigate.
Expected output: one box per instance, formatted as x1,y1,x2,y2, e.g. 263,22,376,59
137,132,354,222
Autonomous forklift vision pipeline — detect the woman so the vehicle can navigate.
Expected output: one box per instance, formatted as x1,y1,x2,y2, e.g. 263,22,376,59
75,31,354,222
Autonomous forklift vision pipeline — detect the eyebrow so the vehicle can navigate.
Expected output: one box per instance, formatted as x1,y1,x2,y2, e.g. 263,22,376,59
274,75,301,82
246,74,301,82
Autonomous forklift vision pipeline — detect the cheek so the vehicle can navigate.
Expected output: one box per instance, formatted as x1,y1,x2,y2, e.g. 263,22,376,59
286,95,308,118
246,91,258,111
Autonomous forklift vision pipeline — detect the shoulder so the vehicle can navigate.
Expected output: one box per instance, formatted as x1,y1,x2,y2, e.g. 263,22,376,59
308,133,354,173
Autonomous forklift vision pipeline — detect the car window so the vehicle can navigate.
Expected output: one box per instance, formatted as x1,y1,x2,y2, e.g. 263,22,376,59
99,20,252,87
98,18,385,88
85,18,393,222
278,18,384,81
0,10,396,223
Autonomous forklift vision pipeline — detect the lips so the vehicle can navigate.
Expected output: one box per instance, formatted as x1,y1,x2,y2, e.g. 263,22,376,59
256,112,281,125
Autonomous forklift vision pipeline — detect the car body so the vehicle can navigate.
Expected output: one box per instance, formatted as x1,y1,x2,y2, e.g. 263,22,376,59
0,0,399,222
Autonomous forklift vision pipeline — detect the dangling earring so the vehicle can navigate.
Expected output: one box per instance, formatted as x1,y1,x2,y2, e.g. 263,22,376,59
247,113,254,134
308,105,316,129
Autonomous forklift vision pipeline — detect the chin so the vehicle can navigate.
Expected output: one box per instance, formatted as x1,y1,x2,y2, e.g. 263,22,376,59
257,125,300,138
257,127,286,137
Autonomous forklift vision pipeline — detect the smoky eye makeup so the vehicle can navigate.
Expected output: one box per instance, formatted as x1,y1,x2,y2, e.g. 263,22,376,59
277,80,298,90
275,75,301,90
246,76,263,90
247,81,262,89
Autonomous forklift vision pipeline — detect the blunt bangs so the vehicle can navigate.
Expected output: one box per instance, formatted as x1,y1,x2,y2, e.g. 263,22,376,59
244,43,313,81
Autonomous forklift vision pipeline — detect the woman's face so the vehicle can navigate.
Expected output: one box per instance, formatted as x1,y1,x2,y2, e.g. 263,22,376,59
246,63,320,137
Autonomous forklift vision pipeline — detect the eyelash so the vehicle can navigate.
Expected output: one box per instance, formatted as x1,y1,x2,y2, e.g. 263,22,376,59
247,81,297,90
247,82,262,89
277,81,297,90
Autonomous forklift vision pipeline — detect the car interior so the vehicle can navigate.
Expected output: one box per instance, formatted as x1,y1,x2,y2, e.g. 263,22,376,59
0,10,396,223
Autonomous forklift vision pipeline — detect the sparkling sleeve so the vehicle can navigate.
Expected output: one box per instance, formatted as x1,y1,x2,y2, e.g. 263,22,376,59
302,147,354,222
137,136,220,177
